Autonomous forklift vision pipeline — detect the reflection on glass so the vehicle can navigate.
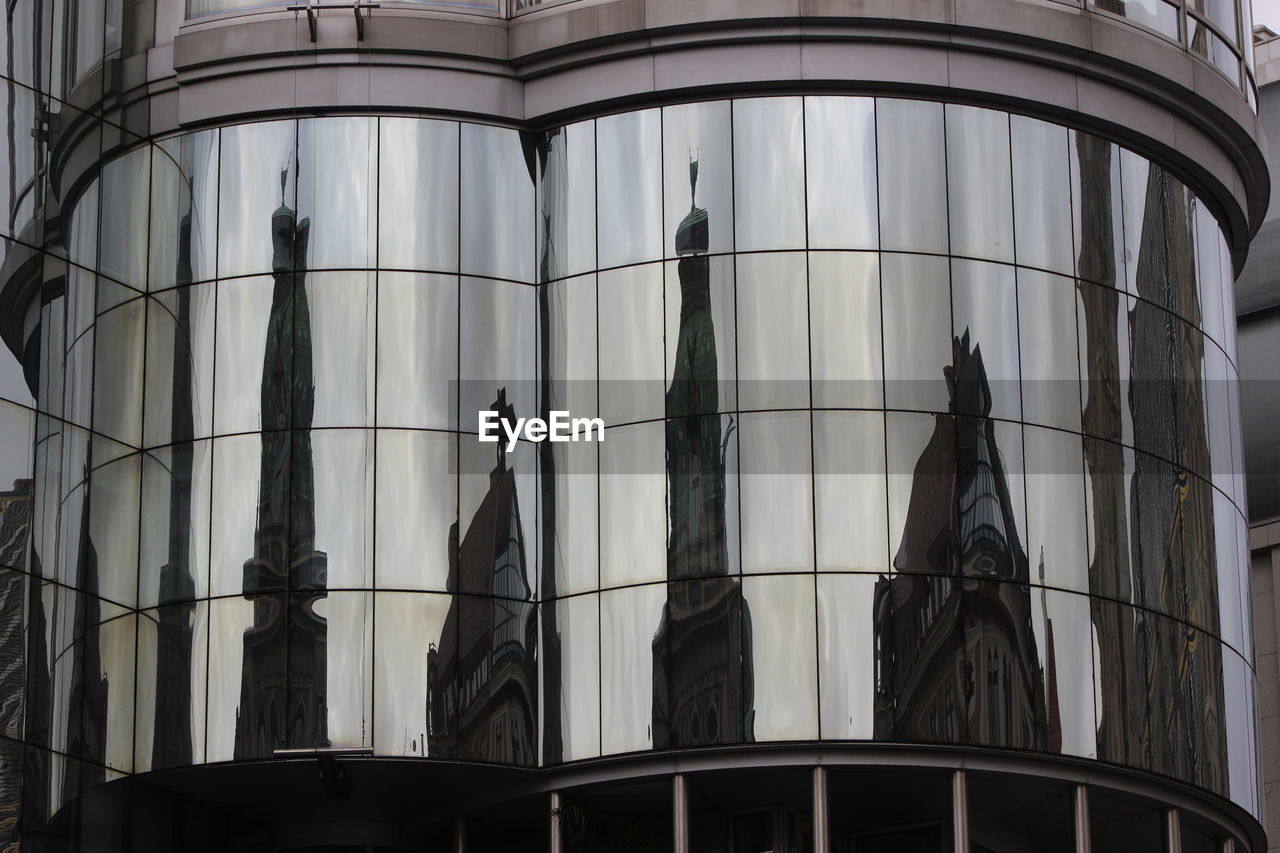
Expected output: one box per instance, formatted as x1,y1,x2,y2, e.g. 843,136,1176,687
88,454,140,607
1071,131,1125,289
597,109,662,268
651,172,754,750
663,102,732,258
234,169,328,758
1024,427,1088,594
92,299,145,446
1032,589,1097,758
547,593,599,762
150,130,219,290
539,121,596,281
379,118,458,272
459,278,535,435
600,422,664,589
806,96,878,250
736,252,808,411
950,259,1020,422
877,331,1047,748
314,592,370,747
428,393,537,766
144,283,216,447
98,147,149,288
218,121,296,280
602,583,664,755
734,98,805,251
135,601,208,771
213,277,273,437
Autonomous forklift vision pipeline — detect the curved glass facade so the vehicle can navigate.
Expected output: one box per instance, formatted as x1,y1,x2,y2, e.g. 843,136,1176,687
0,96,1257,840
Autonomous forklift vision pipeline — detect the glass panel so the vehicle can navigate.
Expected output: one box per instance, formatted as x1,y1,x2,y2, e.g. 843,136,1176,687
88,453,140,607
98,613,137,772
218,120,297,280
93,299,145,447
734,97,805,251
663,101,733,258
667,412,740,582
1024,427,1088,593
598,264,664,425
205,593,265,761
690,767,813,851
805,96,878,250
458,278,536,436
741,411,812,575
546,273,597,424
809,252,882,410
541,436,598,598
308,271,374,429
1212,488,1242,654
68,179,98,271
455,430,537,598
298,117,377,271
816,573,877,739
1194,200,1226,346
1223,650,1255,813
596,109,662,268
1035,588,1097,759
144,283,216,447
539,121,596,281
877,98,948,254
887,411,950,576
950,259,1020,422
1190,16,1242,85
209,433,265,597
134,600,208,770
139,441,212,609
150,130,219,290
946,104,1013,263
460,123,534,283
99,146,150,289
311,431,372,590
742,574,818,741
378,118,459,273
599,422,664,589
373,591,450,757
1089,787,1167,853
543,592,599,762
600,583,664,755
314,591,371,748
213,276,272,437
1018,269,1083,432
665,255,735,416
0,407,32,573
375,430,456,592
376,272,458,431
1071,130,1125,289
813,411,887,572
1012,116,1074,275
735,252,809,411
881,253,951,413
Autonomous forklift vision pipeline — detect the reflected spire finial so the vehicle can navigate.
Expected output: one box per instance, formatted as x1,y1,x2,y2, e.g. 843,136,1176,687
688,153,700,212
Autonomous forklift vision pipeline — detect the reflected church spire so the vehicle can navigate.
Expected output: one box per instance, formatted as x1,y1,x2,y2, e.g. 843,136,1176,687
234,157,329,759
652,157,755,749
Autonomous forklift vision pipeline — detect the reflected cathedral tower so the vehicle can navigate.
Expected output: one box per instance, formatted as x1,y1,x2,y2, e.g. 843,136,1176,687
233,163,329,759
651,159,755,748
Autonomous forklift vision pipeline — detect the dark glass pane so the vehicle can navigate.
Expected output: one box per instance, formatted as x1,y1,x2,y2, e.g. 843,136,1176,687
968,771,1073,853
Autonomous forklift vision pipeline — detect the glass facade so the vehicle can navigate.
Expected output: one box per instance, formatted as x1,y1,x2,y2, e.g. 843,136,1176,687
0,92,1258,848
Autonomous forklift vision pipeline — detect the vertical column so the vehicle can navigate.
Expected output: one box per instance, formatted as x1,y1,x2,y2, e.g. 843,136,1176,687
952,770,968,853
1219,837,1236,853
673,773,689,853
550,791,564,853
453,816,465,853
1164,808,1182,853
813,766,829,853
1073,785,1091,853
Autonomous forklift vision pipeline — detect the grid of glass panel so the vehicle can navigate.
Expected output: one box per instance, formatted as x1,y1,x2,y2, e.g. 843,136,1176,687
0,97,1259,839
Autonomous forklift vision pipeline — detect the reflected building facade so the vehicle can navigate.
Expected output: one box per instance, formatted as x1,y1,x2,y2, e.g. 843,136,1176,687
0,0,1267,851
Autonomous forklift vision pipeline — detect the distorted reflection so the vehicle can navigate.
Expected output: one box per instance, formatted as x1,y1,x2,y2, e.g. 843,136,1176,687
234,163,329,759
1077,135,1226,792
653,159,755,748
428,389,537,766
874,330,1050,750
